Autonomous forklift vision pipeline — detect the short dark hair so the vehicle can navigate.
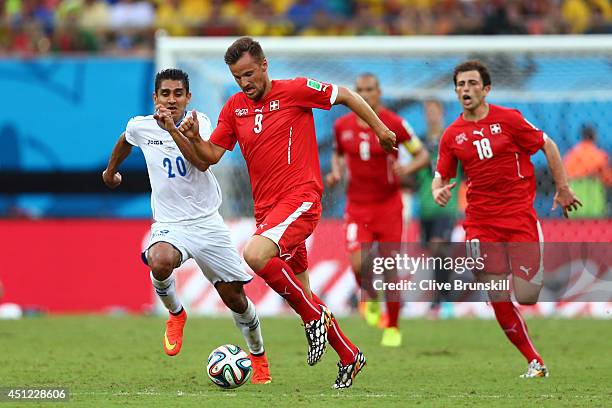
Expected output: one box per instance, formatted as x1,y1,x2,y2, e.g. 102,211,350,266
155,68,189,94
356,72,380,88
224,37,265,65
453,60,491,87
581,124,596,141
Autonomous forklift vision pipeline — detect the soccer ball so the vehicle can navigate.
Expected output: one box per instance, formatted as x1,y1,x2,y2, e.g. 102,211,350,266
206,344,252,389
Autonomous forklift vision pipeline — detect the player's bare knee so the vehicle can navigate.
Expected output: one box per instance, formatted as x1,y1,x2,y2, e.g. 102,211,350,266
148,254,177,280
243,246,271,272
244,236,279,272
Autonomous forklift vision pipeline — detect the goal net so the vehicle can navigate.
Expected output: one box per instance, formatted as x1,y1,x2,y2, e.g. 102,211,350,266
156,35,612,220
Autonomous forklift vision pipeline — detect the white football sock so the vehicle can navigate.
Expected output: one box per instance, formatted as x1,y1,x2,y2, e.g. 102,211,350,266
232,298,264,355
150,272,183,314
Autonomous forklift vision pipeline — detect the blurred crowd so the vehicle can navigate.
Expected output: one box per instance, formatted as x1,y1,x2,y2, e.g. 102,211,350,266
1,0,611,55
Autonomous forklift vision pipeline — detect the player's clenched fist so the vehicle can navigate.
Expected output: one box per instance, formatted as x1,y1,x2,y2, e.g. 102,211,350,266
377,129,397,152
432,181,456,207
178,110,200,141
153,104,176,132
325,171,342,188
102,169,122,189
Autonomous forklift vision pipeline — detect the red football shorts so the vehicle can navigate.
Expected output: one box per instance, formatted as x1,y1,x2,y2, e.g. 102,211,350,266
344,193,403,253
254,190,322,275
463,215,544,284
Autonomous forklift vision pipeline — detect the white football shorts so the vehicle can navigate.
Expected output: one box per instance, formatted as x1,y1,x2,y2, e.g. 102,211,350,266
143,211,252,285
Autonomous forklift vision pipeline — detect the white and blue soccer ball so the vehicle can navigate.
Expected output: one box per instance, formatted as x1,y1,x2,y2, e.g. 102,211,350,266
206,344,252,389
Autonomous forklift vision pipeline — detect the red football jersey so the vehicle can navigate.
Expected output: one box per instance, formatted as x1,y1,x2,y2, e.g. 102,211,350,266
334,108,415,203
436,104,546,222
211,77,337,213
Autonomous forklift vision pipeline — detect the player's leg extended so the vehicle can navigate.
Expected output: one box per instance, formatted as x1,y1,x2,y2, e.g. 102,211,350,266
349,248,381,327
345,214,381,326
244,235,332,366
375,201,404,346
309,291,366,389
467,224,546,376
147,242,186,356
290,244,363,382
483,273,547,377
289,242,366,388
246,194,336,366
506,219,547,377
509,219,545,305
191,213,272,383
215,281,271,384
244,235,321,322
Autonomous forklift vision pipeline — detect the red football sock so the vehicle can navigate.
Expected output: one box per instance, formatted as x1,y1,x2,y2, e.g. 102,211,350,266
386,301,401,328
256,258,320,322
311,293,359,365
491,302,543,364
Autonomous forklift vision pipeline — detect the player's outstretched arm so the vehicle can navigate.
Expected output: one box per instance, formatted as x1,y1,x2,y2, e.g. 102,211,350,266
178,111,226,165
541,137,582,218
334,86,396,152
154,106,211,172
102,132,132,189
432,176,456,207
325,151,345,187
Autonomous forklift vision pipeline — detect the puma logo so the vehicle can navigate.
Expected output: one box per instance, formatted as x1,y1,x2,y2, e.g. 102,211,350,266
473,128,485,137
278,285,291,297
504,323,518,335
519,265,532,275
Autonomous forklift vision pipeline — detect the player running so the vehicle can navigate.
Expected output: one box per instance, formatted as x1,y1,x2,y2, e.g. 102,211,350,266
102,68,271,384
326,73,429,347
179,37,396,389
433,60,582,378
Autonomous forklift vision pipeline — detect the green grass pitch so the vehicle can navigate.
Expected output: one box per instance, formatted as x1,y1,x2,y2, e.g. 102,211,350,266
1,315,611,407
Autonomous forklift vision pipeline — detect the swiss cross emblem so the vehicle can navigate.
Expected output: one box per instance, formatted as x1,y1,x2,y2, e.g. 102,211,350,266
270,100,280,111
490,123,502,134
341,130,353,140
455,132,467,144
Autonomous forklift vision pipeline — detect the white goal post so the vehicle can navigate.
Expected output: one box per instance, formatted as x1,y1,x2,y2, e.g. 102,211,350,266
156,34,612,102
157,34,612,59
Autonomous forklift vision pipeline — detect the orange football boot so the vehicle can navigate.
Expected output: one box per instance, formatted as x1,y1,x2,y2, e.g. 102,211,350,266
249,352,272,384
163,309,187,356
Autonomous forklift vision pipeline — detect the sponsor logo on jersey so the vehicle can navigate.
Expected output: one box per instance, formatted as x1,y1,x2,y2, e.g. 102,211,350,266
235,108,249,117
307,78,323,91
254,107,264,113
152,229,170,238
147,140,163,145
455,132,467,144
270,100,280,111
490,123,502,134
473,128,485,137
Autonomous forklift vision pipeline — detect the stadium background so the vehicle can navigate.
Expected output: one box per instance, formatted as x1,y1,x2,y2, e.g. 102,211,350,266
0,0,611,319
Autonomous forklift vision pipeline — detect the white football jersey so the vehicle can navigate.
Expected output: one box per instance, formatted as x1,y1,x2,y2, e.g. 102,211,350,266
124,110,222,223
